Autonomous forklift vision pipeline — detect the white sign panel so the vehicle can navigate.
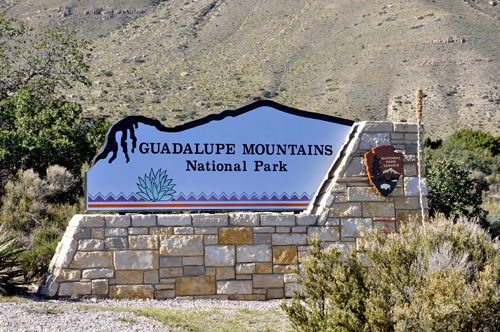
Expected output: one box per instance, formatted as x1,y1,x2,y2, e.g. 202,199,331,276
85,101,353,211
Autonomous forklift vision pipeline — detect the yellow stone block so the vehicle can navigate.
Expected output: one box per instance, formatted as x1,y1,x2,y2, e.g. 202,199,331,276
176,276,216,296
273,246,298,265
255,263,273,274
219,227,253,245
115,270,143,284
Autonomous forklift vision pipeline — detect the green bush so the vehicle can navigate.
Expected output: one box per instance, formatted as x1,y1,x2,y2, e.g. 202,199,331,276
283,216,500,331
425,158,487,224
18,227,61,283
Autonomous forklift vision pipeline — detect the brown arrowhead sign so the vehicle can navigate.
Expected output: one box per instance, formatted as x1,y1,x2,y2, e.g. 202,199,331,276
364,145,403,197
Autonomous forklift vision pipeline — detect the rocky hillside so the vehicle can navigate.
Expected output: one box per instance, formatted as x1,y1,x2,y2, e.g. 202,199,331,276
3,0,500,139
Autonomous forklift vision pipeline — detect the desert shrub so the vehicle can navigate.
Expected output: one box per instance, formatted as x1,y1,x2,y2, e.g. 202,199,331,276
0,224,26,294
282,216,500,331
0,165,78,233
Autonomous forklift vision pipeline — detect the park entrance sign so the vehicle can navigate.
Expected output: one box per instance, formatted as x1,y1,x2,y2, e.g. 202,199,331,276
85,100,354,211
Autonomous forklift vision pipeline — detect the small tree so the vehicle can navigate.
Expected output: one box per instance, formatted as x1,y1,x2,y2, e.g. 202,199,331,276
425,157,487,224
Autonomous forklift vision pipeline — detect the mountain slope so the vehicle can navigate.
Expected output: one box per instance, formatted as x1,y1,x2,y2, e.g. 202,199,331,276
4,0,500,138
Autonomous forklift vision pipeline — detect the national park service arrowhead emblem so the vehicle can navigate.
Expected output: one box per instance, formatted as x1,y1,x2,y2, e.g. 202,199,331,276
364,145,403,197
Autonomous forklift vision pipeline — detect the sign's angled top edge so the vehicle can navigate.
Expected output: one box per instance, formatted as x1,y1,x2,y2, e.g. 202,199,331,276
90,100,354,167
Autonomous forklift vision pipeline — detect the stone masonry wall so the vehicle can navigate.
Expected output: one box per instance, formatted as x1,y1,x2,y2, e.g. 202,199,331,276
38,121,428,300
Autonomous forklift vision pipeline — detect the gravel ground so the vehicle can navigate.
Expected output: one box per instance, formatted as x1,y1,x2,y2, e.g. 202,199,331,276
0,295,288,332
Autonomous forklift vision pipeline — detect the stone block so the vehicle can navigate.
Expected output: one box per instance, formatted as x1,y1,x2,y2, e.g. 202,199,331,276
92,279,108,295
260,214,295,226
292,226,307,233
183,256,204,265
391,132,404,139
66,227,91,239
296,214,317,226
105,237,128,250
236,245,272,263
205,245,235,267
406,144,419,155
298,250,310,262
394,197,420,210
70,252,113,269
131,215,156,227
236,263,256,274
91,228,104,239
229,294,266,301
374,220,397,234
54,238,78,268
174,227,194,234
273,265,294,273
236,275,252,280
307,227,340,242
397,210,427,230
229,213,259,226
155,284,175,290
157,214,192,227
267,288,284,299
78,239,104,251
155,290,175,299
204,235,219,245
160,278,175,284
404,177,428,196
116,270,143,284
159,235,203,256
160,267,183,278
216,267,235,280
255,263,273,274
394,123,420,133
254,234,271,244
362,202,396,218
276,227,290,233
69,215,105,228
348,187,385,202
254,227,275,233
325,218,340,226
284,274,298,283
149,227,173,235
105,215,131,227
343,157,368,177
160,257,183,267
341,218,372,237
330,203,362,218
273,246,298,265
104,228,127,237
361,121,393,132
272,234,307,245
128,235,158,249
129,227,148,235
192,214,228,227
217,281,252,295
403,163,417,176
114,250,158,270
109,285,154,299
253,274,283,288
206,268,216,276
253,289,267,294
359,133,390,151
194,227,219,235
58,282,92,296
184,266,205,275
285,283,301,298
144,270,159,284
176,276,216,296
82,268,114,279
219,227,253,245
53,269,81,282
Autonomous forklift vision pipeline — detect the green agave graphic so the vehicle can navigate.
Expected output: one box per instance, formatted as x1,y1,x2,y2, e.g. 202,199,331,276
136,168,176,202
